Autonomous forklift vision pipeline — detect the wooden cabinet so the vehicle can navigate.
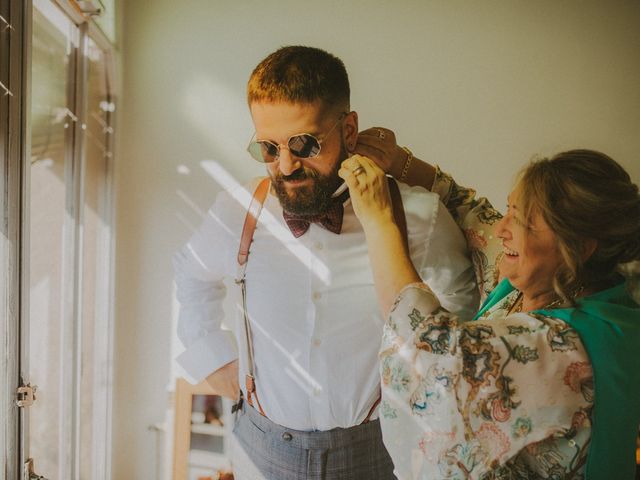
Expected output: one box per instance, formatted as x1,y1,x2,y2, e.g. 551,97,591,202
173,378,233,480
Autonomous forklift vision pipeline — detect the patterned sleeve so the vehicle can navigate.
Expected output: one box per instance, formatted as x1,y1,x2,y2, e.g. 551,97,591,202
379,285,593,479
431,167,504,301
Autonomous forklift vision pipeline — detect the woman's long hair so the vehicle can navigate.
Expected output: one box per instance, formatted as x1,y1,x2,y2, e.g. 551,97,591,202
517,149,640,303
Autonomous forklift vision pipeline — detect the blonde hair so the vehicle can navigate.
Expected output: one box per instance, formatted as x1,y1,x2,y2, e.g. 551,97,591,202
517,149,640,303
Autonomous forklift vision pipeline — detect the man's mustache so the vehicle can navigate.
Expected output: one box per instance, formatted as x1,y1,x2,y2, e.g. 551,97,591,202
277,168,319,182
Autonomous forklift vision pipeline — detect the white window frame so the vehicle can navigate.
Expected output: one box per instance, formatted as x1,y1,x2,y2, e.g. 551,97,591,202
1,1,29,478
1,0,117,478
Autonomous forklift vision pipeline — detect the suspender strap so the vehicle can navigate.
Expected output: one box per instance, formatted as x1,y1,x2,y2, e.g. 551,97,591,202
361,394,382,424
236,176,409,422
236,177,270,417
238,178,271,266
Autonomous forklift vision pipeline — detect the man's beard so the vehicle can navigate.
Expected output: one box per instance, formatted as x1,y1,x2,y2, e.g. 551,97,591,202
271,142,348,216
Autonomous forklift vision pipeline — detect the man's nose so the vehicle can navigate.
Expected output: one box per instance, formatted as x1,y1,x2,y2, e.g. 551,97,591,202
278,148,302,176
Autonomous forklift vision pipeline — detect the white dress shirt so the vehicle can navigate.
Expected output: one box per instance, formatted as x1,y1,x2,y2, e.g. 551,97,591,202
174,178,478,431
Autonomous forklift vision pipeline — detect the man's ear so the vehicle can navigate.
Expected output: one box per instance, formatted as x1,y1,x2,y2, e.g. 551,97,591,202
343,111,358,152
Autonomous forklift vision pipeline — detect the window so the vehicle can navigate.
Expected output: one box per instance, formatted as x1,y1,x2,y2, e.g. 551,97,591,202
0,0,117,478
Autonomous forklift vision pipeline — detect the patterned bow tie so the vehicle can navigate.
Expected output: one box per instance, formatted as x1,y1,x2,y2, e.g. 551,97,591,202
283,202,344,238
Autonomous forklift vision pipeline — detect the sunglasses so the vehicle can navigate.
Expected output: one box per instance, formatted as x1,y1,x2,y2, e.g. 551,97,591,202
247,113,347,163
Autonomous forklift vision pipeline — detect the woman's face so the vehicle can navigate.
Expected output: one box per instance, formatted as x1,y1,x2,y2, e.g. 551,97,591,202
496,187,564,298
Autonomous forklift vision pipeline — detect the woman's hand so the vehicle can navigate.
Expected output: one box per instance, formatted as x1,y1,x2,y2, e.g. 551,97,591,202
339,154,396,231
354,127,407,179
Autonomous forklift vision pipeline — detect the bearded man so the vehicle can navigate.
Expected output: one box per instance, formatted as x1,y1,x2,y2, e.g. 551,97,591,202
174,45,479,480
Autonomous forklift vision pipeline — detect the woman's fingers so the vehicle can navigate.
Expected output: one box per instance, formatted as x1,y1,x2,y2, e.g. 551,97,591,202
358,127,397,146
355,128,398,173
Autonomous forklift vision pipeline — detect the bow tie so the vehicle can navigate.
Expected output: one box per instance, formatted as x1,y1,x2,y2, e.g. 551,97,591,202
283,203,344,238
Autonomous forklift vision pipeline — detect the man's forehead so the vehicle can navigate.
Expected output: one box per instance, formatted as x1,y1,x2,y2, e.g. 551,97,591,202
250,101,327,138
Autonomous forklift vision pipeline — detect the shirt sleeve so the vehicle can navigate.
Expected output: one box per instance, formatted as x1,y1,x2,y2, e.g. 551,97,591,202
419,200,480,320
174,191,239,384
431,167,505,301
379,284,593,479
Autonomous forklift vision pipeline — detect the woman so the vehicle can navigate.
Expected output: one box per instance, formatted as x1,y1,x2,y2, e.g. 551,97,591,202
340,137,640,479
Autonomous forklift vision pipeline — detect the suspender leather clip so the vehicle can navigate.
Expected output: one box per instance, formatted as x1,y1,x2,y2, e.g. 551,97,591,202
245,374,256,394
245,373,267,417
231,393,243,414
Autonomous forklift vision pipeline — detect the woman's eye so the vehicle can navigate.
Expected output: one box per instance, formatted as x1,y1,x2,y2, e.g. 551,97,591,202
513,215,531,230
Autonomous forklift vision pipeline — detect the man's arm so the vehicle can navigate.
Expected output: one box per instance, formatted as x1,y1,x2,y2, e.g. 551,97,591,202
174,192,240,399
203,360,239,400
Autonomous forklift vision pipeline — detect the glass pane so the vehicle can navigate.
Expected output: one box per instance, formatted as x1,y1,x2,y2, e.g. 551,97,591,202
28,4,75,479
79,36,111,480
95,0,116,44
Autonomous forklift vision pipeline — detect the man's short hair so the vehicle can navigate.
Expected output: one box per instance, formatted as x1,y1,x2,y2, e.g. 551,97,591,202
247,46,350,113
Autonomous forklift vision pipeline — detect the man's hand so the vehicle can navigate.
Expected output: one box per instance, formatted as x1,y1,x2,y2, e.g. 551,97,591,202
204,359,240,401
354,127,406,179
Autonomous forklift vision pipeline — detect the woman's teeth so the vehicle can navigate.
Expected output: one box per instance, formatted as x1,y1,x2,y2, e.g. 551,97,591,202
504,246,519,256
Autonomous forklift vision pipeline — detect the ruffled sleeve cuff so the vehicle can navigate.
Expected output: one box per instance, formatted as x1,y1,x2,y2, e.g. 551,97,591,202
390,282,442,319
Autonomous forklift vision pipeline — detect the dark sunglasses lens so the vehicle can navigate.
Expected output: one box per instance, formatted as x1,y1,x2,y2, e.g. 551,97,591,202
262,142,279,158
289,134,320,158
249,141,279,162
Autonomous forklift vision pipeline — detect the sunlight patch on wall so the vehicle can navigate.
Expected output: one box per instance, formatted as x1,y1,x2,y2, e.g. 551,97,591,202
181,75,249,164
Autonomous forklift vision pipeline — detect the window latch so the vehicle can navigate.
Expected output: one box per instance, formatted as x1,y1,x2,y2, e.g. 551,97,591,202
16,384,37,408
24,458,49,480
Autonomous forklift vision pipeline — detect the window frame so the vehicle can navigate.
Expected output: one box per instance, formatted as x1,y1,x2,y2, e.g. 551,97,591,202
1,0,117,478
0,0,30,478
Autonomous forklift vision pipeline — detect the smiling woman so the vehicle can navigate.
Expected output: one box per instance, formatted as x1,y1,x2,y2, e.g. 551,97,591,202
341,143,640,479
496,186,565,312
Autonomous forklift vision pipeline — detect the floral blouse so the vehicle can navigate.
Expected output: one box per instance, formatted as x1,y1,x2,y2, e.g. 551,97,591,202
378,170,594,479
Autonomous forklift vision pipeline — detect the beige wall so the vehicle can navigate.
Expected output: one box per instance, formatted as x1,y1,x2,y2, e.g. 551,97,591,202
115,1,640,478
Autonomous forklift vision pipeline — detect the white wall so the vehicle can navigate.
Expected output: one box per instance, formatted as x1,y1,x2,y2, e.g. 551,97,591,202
114,1,640,478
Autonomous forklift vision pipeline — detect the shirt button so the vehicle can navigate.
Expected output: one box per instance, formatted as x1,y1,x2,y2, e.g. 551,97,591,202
314,242,324,250
313,338,322,347
282,432,293,441
313,292,322,301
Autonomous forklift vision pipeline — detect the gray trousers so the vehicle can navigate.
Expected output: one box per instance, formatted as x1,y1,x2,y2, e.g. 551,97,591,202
231,403,397,480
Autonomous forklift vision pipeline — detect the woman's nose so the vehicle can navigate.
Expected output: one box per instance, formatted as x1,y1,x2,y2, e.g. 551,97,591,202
495,214,510,239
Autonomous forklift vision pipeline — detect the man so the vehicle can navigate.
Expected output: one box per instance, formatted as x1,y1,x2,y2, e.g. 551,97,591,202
174,46,479,479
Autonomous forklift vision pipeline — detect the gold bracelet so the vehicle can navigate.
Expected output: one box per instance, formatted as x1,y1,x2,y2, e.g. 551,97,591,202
399,146,413,182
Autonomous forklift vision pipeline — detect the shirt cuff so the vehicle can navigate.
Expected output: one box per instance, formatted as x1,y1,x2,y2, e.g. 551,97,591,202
430,165,450,198
175,329,238,384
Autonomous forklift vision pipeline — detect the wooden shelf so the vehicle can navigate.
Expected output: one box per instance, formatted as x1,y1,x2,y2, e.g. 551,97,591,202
190,423,226,436
173,378,231,480
189,449,227,468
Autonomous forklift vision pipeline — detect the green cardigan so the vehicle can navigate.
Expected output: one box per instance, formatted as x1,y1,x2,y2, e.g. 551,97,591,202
475,279,640,479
